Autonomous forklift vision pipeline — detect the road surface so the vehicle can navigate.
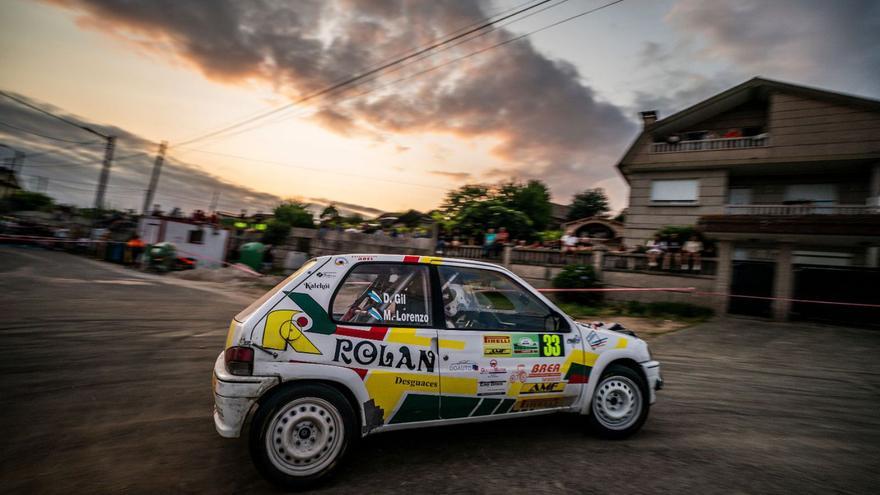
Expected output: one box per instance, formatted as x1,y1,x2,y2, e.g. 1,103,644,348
1,246,878,494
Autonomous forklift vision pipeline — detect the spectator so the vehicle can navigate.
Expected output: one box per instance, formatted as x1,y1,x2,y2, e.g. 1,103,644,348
560,232,578,253
126,234,145,266
682,234,704,271
435,236,446,255
663,233,682,270
482,228,497,257
646,234,664,268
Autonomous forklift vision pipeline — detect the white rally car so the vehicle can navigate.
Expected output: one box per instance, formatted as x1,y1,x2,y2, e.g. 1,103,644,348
214,254,663,489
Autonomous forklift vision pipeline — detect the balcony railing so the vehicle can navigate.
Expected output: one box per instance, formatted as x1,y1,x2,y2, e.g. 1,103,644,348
725,204,878,215
651,135,767,153
602,252,718,277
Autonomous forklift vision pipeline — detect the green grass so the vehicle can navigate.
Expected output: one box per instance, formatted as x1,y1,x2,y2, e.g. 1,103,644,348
555,300,714,323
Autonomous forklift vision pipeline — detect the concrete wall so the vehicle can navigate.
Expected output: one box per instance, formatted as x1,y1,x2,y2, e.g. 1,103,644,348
602,270,719,310
623,168,728,245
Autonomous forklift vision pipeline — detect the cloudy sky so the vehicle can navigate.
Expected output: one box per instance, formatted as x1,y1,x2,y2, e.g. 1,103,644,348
1,0,878,215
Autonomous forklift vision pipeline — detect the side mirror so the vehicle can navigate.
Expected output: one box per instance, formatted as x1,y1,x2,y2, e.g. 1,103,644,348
544,313,566,332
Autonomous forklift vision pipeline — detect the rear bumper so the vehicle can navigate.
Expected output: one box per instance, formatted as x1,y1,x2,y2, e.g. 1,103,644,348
640,360,663,404
212,353,279,438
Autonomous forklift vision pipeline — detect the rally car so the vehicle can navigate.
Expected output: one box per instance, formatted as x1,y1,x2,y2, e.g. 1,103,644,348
213,254,663,489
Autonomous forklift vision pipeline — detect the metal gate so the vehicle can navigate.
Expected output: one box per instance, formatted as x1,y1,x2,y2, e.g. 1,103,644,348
729,260,775,318
791,265,880,328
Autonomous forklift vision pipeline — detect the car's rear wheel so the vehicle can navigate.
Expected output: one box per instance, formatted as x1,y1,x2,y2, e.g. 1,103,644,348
250,383,357,490
588,364,649,439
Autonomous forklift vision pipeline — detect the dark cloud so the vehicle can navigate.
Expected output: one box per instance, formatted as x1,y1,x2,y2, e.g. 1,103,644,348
43,0,637,202
0,92,377,215
428,170,470,181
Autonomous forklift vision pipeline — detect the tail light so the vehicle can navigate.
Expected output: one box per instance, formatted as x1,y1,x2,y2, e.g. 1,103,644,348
224,346,254,376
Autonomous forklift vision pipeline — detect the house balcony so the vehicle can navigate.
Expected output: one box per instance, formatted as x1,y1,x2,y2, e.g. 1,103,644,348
725,204,878,215
651,135,767,153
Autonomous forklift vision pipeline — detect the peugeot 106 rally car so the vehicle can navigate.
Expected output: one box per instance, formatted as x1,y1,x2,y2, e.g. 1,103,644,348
213,254,663,489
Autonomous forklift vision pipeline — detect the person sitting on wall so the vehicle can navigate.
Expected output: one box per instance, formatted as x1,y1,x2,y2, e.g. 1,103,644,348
663,233,682,270
561,233,578,253
646,234,664,268
494,227,509,256
682,234,704,271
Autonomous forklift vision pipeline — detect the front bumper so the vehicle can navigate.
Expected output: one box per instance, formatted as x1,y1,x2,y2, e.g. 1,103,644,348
640,360,663,404
212,353,279,438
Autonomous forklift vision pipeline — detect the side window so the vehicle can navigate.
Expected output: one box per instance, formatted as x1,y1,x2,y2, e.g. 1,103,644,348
438,266,553,331
331,263,432,327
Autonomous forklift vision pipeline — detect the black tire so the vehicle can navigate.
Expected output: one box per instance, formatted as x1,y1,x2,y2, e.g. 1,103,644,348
249,383,358,491
587,364,650,439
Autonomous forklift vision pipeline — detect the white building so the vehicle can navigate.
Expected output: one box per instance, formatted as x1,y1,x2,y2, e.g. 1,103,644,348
137,216,230,268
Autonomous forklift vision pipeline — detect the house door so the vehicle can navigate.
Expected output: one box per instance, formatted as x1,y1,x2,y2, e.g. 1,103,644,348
729,261,775,318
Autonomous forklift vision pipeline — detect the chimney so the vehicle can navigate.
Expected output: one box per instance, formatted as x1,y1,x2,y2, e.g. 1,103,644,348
640,110,658,128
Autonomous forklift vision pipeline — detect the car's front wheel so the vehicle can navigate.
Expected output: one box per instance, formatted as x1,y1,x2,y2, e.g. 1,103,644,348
249,383,357,490
587,364,649,439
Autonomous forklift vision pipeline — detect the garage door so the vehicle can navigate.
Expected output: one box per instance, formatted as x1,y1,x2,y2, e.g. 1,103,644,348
791,265,880,328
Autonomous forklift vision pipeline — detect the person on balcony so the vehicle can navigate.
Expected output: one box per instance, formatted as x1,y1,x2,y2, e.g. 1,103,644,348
663,233,682,270
682,234,704,271
646,234,664,268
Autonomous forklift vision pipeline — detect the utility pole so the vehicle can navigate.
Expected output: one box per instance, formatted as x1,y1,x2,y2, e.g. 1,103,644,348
11,151,25,174
93,135,116,212
142,140,167,215
209,190,220,213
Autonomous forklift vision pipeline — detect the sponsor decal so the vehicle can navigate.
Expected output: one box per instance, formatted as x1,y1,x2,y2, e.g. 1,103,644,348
367,307,384,321
334,257,348,266
521,381,565,394
333,338,436,372
483,335,512,357
529,363,562,382
367,290,382,304
477,379,508,397
449,360,479,372
513,397,565,411
480,359,507,374
566,334,582,345
315,271,337,278
262,310,321,354
586,330,608,350
513,334,540,356
304,282,331,291
509,364,529,383
395,376,438,388
355,255,375,261
382,310,430,324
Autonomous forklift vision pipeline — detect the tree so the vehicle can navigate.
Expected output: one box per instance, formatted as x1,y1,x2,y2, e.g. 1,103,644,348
568,188,610,221
499,180,552,231
0,190,53,212
397,209,425,228
273,201,315,229
320,204,340,224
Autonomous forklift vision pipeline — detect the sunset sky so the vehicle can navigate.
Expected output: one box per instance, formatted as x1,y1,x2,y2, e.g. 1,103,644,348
1,0,878,216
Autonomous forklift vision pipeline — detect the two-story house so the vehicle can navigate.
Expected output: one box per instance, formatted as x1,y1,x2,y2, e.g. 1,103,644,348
616,77,880,325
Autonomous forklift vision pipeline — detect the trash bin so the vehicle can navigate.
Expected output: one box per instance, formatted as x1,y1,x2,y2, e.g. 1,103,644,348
147,242,176,272
239,242,265,272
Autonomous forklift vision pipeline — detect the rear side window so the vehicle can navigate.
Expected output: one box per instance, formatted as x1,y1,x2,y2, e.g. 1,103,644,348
332,263,432,327
234,259,318,322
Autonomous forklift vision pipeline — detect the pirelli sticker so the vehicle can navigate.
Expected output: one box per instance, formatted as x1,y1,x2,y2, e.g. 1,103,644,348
483,335,512,357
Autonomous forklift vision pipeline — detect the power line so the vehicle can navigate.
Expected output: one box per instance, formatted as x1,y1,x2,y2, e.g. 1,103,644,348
177,147,447,191
0,91,108,138
171,0,557,148
0,122,100,145
186,0,620,146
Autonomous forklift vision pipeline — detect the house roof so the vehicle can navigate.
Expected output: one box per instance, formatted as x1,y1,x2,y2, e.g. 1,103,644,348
615,77,880,182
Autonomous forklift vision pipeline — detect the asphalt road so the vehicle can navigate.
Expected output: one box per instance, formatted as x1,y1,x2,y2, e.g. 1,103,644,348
1,246,879,494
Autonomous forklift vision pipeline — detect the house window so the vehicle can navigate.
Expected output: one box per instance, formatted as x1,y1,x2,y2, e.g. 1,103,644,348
650,179,699,204
187,229,204,244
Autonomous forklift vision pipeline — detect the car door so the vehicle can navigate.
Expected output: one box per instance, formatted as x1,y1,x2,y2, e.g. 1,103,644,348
434,263,580,419
329,261,441,425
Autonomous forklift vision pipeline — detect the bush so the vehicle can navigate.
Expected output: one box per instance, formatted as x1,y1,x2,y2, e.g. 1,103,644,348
552,264,601,305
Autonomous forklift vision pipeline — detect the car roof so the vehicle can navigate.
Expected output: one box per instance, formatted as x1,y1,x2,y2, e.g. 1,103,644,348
318,253,505,270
